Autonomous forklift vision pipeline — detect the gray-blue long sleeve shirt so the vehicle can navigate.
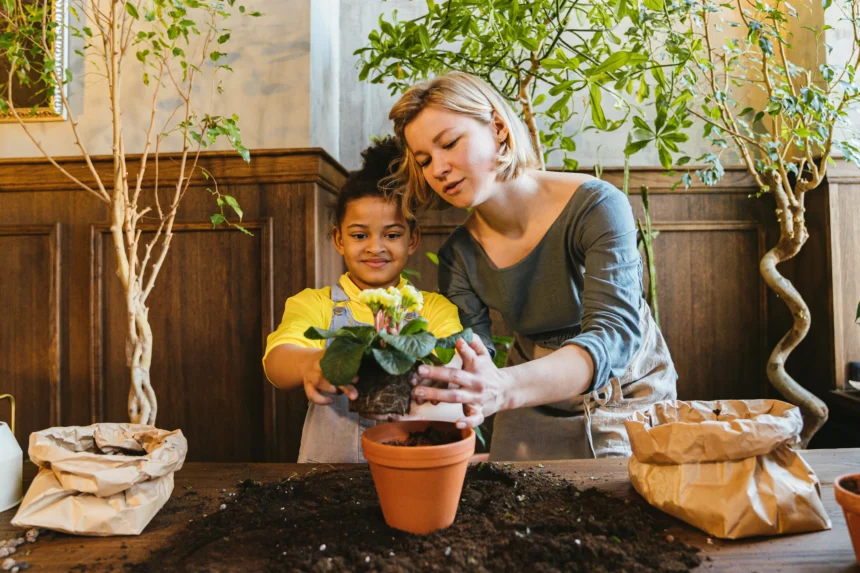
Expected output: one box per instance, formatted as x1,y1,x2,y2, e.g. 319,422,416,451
437,179,645,393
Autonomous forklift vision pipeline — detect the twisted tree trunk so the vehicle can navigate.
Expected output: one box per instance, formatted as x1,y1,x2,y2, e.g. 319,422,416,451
760,181,828,447
127,291,157,425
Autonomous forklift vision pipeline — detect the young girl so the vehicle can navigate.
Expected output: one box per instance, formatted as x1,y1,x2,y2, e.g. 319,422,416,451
384,71,677,461
263,137,463,463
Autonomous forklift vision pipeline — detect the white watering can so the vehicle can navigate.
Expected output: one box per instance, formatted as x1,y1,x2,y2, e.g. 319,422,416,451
0,394,23,512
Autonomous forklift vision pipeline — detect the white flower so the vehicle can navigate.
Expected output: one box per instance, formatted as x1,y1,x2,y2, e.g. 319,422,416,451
400,284,423,313
358,288,401,314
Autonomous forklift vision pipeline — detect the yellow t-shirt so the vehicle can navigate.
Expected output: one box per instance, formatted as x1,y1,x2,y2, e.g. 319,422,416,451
263,273,463,372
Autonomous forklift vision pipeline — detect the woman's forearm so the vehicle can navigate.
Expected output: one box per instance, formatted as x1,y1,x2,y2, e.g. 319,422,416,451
501,344,594,410
263,344,325,391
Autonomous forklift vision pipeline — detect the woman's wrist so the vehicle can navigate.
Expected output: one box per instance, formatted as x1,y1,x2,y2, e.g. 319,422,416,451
499,345,594,410
496,367,521,413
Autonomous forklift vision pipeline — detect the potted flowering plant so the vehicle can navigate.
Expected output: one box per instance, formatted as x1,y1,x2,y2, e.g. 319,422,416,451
304,284,472,415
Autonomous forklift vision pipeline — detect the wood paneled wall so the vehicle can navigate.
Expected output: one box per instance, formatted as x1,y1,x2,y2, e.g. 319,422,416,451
0,149,346,462
1,152,856,460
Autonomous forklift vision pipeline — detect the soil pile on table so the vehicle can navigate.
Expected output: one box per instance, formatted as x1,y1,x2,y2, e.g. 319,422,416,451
131,463,701,573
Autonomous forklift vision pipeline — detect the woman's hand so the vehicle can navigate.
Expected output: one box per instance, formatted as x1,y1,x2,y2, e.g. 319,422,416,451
303,357,358,405
411,336,511,429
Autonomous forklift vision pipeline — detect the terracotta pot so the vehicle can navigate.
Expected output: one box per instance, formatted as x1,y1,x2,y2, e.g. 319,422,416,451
361,420,475,535
835,474,860,565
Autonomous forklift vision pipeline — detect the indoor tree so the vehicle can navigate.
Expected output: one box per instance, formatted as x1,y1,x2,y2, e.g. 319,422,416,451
631,0,860,445
0,0,259,425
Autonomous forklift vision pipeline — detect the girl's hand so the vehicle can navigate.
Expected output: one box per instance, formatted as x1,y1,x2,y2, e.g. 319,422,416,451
303,357,358,405
411,336,511,429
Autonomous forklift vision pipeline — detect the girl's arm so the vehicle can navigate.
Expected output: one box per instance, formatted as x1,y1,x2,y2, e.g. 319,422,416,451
264,344,357,404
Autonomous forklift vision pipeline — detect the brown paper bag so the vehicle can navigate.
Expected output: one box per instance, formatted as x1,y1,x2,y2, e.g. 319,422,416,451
624,400,831,539
11,423,187,536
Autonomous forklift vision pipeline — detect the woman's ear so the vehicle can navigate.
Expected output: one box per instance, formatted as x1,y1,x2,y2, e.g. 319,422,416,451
332,226,346,255
407,225,421,255
491,110,509,145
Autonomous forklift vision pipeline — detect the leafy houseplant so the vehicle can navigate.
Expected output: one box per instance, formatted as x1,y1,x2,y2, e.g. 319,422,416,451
0,0,257,425
305,284,473,415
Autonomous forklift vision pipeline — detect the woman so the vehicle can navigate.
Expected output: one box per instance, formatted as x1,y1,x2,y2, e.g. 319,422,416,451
383,71,677,461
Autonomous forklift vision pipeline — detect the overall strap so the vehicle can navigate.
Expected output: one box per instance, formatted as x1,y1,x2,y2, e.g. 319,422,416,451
331,281,350,303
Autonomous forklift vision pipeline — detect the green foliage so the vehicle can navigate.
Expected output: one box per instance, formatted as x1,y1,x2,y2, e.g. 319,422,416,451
491,334,513,369
355,0,692,170
306,321,474,386
652,0,860,193
357,0,860,193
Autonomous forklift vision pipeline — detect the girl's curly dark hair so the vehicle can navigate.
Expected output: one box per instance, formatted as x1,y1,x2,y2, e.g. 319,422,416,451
332,136,417,229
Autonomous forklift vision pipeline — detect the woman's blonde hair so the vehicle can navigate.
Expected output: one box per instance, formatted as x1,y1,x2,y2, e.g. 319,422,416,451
386,71,540,217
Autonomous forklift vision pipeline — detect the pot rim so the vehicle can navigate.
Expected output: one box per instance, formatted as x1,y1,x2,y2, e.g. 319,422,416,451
362,420,476,466
835,473,860,512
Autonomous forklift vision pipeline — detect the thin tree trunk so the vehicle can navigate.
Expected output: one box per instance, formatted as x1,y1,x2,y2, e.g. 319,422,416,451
760,235,828,447
127,292,157,425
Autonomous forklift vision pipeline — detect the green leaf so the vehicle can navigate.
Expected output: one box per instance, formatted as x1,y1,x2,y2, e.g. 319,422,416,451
371,347,416,375
643,0,664,10
658,145,672,169
125,2,140,19
401,317,429,335
856,301,860,324
624,139,651,155
380,330,437,359
435,347,456,364
588,51,630,78
218,33,231,44
322,336,368,386
334,325,377,345
210,213,226,227
426,251,439,265
224,195,243,220
519,37,540,52
435,328,474,349
418,26,430,51
589,84,607,130
305,326,339,340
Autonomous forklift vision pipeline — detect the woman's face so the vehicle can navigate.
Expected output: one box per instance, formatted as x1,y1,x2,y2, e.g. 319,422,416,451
403,105,506,209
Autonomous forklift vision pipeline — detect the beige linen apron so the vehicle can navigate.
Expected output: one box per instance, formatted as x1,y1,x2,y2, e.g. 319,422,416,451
489,302,676,461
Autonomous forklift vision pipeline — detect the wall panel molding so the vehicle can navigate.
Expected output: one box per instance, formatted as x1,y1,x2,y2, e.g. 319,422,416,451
0,223,62,448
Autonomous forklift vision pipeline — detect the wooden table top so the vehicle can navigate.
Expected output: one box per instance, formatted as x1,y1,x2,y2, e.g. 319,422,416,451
1,449,858,572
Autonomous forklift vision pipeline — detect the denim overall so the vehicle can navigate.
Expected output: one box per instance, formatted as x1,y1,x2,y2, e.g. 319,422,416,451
296,282,418,463
489,301,677,461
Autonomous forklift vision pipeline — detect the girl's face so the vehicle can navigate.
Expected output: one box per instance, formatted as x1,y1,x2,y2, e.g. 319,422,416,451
404,105,507,210
333,196,420,290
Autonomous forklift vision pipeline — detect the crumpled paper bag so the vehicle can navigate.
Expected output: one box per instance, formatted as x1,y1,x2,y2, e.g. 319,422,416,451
624,400,831,539
11,423,187,536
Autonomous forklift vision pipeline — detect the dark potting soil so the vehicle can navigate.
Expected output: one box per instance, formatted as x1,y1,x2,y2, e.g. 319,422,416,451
349,360,414,416
385,426,462,447
842,477,860,495
131,463,701,573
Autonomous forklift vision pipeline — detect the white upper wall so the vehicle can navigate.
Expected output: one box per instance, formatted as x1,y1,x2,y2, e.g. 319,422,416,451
310,0,340,156
0,0,314,158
